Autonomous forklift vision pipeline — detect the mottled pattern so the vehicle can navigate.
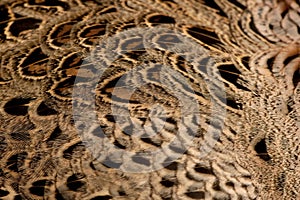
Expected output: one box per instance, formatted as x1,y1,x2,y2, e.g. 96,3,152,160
0,0,299,199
